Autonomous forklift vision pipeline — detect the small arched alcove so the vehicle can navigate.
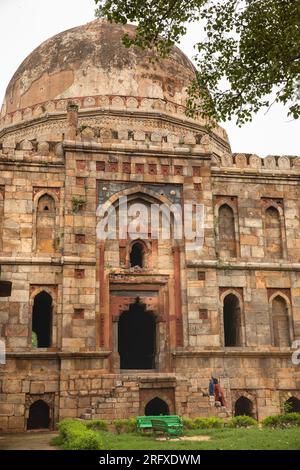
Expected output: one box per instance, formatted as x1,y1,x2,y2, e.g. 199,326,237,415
27,400,50,430
145,397,170,416
265,206,283,258
234,396,254,418
32,291,53,348
36,193,57,253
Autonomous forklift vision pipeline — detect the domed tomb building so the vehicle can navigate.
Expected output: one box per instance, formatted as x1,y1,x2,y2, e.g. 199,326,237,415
0,20,300,431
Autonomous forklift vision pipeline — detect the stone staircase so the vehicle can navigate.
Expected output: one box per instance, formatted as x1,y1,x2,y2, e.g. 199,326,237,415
196,390,231,419
208,395,231,418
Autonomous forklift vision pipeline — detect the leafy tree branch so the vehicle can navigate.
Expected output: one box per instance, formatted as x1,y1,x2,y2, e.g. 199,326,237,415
95,0,300,125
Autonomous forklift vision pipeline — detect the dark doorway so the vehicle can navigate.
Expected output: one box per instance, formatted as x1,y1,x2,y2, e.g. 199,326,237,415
130,242,144,268
27,400,50,430
223,294,242,347
32,291,52,348
145,397,169,416
234,396,253,417
118,299,156,369
284,396,300,413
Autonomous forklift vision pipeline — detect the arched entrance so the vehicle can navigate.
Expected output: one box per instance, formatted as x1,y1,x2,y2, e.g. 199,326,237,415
284,396,300,413
27,400,50,430
234,396,254,417
118,299,156,369
32,291,52,348
145,397,169,416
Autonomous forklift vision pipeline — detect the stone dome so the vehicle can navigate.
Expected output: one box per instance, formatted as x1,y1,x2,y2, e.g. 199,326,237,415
1,19,196,120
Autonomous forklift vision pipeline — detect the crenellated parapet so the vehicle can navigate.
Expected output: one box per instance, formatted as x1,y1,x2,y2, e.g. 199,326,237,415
211,152,300,172
0,139,64,164
0,107,230,161
0,97,230,158
1,95,196,127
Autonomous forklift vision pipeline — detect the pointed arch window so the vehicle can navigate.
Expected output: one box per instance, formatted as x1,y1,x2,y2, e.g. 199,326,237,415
129,241,145,268
32,291,53,348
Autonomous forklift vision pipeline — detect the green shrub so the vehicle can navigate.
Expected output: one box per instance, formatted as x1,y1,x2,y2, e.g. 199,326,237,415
31,331,38,348
72,197,87,213
194,417,224,429
113,418,137,434
86,419,108,432
262,413,300,429
283,401,293,414
58,419,85,440
50,435,64,447
58,419,104,450
182,417,197,430
228,416,258,428
64,431,101,450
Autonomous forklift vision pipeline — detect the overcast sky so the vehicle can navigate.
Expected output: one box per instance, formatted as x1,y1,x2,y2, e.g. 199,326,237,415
0,0,298,156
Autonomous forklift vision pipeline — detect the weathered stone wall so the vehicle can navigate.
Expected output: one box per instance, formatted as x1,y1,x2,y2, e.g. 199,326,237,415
0,129,299,431
0,357,59,431
0,19,299,433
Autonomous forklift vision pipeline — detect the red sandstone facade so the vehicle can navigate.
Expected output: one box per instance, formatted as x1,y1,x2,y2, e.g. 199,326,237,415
0,20,299,432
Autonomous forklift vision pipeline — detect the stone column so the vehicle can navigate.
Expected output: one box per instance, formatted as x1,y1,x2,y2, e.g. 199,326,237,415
173,245,183,347
66,102,78,140
99,242,106,348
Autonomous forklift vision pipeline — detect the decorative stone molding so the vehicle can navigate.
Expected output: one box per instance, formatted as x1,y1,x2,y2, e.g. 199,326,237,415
235,153,247,168
249,154,262,168
214,152,299,172
278,156,290,169
264,155,276,169
0,94,207,129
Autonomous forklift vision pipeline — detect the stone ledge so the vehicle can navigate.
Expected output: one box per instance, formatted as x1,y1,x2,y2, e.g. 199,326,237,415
0,107,230,151
4,351,111,359
62,139,212,159
0,256,96,266
173,349,294,358
187,260,300,271
139,376,176,383
212,169,300,181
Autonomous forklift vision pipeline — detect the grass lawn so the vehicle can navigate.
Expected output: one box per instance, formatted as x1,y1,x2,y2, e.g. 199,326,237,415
96,427,300,450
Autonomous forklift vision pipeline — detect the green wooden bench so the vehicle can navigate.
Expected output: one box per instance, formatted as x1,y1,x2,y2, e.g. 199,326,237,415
136,415,183,435
151,418,183,438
